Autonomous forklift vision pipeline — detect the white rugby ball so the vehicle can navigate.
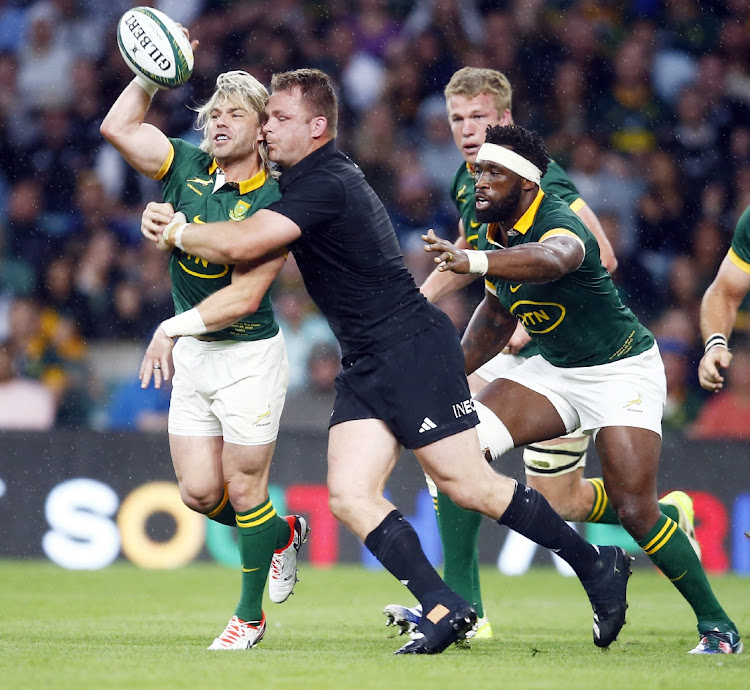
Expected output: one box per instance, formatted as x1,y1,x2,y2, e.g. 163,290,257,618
117,7,193,90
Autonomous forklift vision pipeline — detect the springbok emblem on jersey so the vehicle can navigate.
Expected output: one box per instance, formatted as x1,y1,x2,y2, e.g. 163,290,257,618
229,200,251,221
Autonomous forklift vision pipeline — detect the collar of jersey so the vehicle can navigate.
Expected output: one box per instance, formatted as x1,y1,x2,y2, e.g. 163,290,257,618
208,159,267,194
486,188,545,244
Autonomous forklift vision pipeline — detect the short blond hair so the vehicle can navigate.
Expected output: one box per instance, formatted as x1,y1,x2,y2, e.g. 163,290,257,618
444,67,513,116
195,71,273,174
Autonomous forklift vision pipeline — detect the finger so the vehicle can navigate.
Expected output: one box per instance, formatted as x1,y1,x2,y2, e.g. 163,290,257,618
152,366,163,389
160,358,171,382
140,366,153,389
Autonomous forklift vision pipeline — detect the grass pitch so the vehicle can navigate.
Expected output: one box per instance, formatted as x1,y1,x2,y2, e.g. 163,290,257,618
1,561,748,690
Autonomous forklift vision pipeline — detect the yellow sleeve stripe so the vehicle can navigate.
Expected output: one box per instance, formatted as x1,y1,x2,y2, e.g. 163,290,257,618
539,228,587,254
642,519,678,555
570,197,585,213
484,279,497,295
206,484,230,519
236,501,277,528
153,142,175,181
728,247,750,275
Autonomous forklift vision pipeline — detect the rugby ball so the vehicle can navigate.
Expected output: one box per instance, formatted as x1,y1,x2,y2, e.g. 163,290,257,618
117,7,193,90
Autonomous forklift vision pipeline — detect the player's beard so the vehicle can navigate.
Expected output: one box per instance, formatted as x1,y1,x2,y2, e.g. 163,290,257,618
475,179,523,225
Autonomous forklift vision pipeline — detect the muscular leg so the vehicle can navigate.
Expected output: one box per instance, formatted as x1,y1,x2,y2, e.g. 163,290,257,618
170,434,226,513
221,440,290,623
596,427,736,634
328,419,450,607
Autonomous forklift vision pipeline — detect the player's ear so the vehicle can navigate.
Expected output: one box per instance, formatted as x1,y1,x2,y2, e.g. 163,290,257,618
522,179,537,192
310,116,328,139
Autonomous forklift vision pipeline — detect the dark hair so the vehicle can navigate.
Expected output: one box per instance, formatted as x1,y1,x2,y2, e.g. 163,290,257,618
484,124,550,177
271,68,338,137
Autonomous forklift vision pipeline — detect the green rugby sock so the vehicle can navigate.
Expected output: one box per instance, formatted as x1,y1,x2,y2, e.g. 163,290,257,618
436,491,485,619
234,497,280,622
584,478,680,524
206,484,237,526
638,513,733,629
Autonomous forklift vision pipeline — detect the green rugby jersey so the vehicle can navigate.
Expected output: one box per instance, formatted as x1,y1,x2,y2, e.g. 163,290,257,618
450,160,585,359
158,138,282,341
478,190,653,368
729,204,750,273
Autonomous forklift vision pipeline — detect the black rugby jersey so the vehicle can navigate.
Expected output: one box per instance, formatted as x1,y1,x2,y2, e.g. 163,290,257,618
267,141,440,357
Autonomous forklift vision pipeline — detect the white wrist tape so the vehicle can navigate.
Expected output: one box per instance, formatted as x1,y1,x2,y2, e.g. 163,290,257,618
704,333,729,353
132,75,159,98
160,308,208,338
466,250,489,275
162,222,187,249
174,223,187,251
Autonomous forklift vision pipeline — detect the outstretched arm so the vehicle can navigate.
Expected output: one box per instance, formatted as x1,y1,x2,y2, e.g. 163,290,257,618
100,79,172,179
698,254,750,391
423,229,585,283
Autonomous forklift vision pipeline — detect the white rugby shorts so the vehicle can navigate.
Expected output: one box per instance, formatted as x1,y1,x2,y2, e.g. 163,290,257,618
474,350,588,446
495,342,666,437
169,330,289,445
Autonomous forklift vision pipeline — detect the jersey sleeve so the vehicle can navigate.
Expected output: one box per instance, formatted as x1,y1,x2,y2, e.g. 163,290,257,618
729,205,750,274
267,168,344,232
161,139,208,206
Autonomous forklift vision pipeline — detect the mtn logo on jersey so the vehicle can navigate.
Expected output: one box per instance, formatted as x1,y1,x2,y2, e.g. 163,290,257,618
510,300,565,334
418,417,438,433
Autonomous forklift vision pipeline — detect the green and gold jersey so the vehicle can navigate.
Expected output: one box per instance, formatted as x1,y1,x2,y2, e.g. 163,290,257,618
450,160,585,359
158,138,282,341
729,205,750,273
478,190,654,368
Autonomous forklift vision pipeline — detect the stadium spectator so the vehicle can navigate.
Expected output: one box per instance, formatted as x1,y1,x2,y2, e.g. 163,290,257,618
0,342,56,430
282,341,341,431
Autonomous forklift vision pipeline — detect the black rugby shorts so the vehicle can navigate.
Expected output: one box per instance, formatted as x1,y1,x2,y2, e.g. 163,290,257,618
330,313,478,448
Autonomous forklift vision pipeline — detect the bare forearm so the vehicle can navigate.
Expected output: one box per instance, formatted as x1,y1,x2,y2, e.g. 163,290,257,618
462,297,517,374
178,222,249,264
576,203,617,273
421,269,477,302
700,286,742,341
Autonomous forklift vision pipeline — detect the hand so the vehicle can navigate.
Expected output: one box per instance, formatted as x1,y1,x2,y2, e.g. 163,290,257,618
504,321,531,354
141,201,176,243
139,326,176,389
176,24,200,54
698,347,732,392
422,229,469,273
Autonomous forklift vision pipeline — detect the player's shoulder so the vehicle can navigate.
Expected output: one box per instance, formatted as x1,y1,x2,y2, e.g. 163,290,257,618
533,193,587,236
168,138,211,168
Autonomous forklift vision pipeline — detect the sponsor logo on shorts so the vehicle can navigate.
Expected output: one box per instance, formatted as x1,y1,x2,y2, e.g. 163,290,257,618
452,399,475,419
419,417,438,434
510,284,522,293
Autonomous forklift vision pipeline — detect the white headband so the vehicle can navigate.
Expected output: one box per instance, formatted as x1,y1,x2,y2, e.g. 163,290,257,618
476,143,542,185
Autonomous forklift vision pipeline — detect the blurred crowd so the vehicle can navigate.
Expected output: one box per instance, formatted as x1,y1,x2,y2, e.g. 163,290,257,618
2,0,750,438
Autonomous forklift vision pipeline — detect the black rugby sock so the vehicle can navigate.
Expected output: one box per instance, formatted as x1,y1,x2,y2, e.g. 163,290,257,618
499,482,599,578
365,510,446,601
